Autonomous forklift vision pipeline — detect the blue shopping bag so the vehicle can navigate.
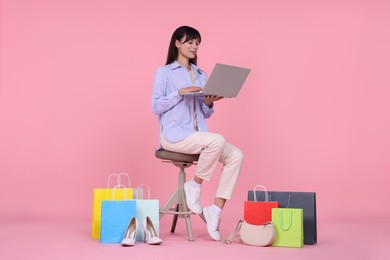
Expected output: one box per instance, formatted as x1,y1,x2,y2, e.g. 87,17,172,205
100,185,137,243
92,173,136,240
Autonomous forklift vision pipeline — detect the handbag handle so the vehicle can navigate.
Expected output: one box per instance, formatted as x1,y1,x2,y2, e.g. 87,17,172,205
106,172,131,188
224,220,243,244
224,220,274,245
135,184,151,200
111,184,130,200
279,210,293,231
253,185,269,202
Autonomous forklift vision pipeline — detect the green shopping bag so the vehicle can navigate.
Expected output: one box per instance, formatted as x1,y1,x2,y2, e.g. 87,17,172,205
272,208,304,248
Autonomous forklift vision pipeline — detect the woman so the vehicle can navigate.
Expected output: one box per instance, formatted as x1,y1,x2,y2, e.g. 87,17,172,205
151,25,243,241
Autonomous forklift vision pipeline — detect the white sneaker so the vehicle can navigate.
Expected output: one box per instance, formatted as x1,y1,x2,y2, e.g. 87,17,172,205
183,181,202,214
203,206,221,241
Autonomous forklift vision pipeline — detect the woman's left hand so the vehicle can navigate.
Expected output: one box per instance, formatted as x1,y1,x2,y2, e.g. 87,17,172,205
204,95,223,107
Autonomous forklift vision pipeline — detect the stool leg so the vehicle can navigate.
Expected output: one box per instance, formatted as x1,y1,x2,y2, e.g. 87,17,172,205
170,204,179,233
159,188,180,219
180,187,194,241
177,167,194,241
185,214,194,241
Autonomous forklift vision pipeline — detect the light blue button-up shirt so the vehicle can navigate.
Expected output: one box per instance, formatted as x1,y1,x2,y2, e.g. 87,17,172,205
152,61,214,143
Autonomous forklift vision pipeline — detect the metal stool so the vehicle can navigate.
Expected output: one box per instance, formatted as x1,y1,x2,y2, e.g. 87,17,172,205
155,148,204,241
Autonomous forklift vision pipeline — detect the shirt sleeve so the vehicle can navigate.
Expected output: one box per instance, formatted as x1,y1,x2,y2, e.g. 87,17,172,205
151,67,183,115
201,100,214,118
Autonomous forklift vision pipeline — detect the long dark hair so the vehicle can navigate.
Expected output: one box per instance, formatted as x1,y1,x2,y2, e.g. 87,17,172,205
165,26,201,65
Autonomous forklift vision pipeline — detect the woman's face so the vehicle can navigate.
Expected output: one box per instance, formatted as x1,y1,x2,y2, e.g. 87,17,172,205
176,36,200,61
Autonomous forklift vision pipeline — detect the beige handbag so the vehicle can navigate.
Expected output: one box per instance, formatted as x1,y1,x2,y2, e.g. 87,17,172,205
224,220,276,247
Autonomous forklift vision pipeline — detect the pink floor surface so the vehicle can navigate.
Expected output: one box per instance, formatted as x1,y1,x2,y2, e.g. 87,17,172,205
1,216,388,260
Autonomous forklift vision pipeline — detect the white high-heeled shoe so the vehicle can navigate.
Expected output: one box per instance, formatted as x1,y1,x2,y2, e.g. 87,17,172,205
121,217,138,246
143,216,162,245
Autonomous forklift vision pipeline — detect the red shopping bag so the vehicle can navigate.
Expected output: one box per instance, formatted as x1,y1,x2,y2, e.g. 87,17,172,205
244,185,279,225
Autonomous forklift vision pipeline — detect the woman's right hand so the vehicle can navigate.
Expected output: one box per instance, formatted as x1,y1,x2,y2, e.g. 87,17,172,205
178,86,202,96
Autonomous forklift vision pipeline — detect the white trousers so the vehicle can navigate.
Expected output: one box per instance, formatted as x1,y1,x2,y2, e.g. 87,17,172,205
161,132,244,200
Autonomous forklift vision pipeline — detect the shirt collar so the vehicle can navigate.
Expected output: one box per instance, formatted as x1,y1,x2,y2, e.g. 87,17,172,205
169,61,203,74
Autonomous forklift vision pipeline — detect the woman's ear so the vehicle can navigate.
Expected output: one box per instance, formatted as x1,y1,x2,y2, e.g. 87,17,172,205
175,40,180,48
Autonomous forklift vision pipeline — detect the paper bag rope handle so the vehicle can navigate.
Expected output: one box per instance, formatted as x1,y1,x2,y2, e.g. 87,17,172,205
279,210,293,231
253,185,269,202
111,184,131,200
269,194,292,208
135,184,151,200
107,172,131,188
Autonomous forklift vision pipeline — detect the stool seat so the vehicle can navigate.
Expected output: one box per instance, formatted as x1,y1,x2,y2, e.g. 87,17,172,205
155,149,200,162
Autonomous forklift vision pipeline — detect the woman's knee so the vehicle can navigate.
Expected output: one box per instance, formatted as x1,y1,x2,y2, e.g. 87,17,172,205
203,133,226,154
212,134,226,148
232,147,244,163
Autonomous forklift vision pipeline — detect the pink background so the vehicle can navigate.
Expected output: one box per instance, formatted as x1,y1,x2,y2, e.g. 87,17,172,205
1,0,389,247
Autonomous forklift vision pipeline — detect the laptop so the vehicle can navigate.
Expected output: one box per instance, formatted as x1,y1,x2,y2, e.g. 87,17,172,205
184,63,251,98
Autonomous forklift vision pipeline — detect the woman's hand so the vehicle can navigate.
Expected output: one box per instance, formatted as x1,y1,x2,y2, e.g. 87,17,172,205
178,86,202,95
204,95,223,107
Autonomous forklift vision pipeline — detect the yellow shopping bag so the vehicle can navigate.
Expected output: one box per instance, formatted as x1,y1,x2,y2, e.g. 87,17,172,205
92,173,137,239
